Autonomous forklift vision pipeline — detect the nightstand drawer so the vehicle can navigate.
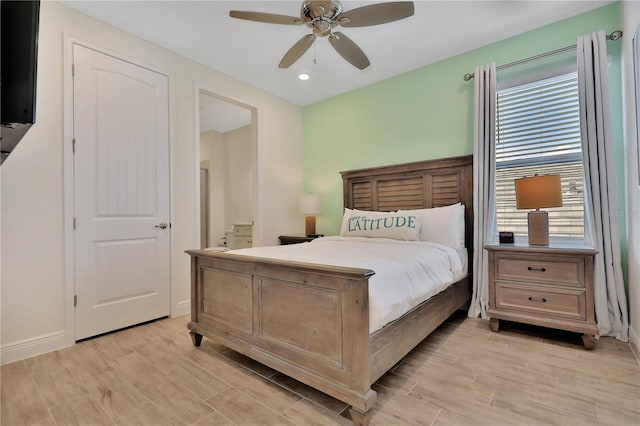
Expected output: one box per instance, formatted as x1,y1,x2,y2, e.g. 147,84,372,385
495,255,584,288
495,283,586,320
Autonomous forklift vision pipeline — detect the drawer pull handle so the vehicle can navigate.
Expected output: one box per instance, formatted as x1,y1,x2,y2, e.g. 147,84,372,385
528,296,547,303
527,266,546,272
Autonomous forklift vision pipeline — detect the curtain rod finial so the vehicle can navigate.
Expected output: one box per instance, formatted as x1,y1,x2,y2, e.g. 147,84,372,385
609,30,622,41
463,73,474,81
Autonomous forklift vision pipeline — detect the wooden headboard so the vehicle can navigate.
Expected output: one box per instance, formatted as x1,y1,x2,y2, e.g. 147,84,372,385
340,155,474,255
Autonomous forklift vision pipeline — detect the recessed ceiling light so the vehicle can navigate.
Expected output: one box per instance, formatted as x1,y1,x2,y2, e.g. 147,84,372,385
298,73,310,81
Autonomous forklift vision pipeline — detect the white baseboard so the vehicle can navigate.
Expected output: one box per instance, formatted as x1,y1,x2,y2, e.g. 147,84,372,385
629,325,640,363
173,299,190,318
1,330,68,365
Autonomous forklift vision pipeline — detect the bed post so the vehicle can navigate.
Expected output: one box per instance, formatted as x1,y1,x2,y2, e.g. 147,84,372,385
189,255,202,346
349,408,373,426
345,276,377,425
189,331,202,346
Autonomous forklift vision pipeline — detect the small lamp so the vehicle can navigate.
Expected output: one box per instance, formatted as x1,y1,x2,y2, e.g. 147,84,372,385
299,194,322,237
514,174,563,246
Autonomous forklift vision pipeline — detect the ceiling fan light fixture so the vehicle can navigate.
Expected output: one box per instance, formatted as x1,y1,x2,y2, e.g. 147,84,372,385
313,18,332,36
298,73,310,81
230,1,414,70
301,0,342,21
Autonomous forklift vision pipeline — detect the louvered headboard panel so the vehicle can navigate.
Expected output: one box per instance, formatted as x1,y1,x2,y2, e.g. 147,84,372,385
341,155,473,254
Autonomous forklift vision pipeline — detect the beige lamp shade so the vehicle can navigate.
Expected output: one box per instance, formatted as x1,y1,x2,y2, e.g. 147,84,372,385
300,194,322,236
299,194,322,215
514,174,563,210
514,174,563,246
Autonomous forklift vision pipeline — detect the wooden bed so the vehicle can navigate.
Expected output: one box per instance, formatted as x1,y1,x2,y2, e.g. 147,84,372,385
186,155,473,425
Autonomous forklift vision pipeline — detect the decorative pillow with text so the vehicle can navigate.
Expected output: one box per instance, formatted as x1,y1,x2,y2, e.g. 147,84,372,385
340,209,421,241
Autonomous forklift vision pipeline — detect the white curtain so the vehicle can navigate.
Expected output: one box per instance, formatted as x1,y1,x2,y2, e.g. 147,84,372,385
577,31,629,341
469,63,497,319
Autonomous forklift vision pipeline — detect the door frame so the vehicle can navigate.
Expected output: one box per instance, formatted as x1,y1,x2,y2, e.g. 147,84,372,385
63,35,173,345
193,85,261,248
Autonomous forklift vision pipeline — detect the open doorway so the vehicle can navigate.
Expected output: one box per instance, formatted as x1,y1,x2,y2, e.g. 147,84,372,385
198,90,255,250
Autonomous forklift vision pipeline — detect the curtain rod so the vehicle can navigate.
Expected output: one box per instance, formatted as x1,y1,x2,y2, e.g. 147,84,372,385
462,30,623,81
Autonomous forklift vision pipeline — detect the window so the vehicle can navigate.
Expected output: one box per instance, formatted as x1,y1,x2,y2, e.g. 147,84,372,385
495,71,584,239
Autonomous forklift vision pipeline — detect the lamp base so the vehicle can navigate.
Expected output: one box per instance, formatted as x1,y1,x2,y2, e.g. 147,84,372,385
528,211,549,246
305,215,316,237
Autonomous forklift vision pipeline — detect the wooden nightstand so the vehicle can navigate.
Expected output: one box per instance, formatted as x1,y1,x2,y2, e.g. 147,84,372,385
278,235,317,245
485,244,598,349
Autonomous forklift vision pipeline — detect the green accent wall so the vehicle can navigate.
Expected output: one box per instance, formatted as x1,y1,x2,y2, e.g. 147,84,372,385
303,3,625,273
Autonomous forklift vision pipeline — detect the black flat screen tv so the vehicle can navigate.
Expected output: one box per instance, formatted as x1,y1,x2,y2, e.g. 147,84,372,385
1,0,40,164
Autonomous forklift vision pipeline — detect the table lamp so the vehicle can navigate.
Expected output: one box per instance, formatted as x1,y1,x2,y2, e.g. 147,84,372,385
299,194,322,237
514,174,563,246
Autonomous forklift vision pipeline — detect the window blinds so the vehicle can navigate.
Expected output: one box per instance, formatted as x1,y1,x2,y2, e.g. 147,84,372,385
496,72,584,238
496,72,581,166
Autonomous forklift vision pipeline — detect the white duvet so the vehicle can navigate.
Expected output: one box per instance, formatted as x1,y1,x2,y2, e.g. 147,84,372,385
226,236,467,333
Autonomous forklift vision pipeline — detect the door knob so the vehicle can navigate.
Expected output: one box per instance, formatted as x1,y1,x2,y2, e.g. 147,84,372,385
155,222,168,229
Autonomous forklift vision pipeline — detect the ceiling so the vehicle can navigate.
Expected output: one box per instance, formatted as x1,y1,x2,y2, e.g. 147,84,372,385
60,1,613,107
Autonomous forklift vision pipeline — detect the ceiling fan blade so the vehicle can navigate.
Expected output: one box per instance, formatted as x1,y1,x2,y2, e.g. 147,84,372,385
230,10,303,25
328,32,370,70
279,34,317,68
337,2,415,27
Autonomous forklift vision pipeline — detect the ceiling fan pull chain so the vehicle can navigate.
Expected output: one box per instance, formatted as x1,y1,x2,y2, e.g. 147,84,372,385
313,41,317,64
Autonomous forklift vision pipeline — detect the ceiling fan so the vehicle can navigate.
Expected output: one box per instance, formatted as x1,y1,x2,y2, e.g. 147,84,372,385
229,1,415,70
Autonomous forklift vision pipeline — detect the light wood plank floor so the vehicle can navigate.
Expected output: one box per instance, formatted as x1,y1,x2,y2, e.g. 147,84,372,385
2,313,638,425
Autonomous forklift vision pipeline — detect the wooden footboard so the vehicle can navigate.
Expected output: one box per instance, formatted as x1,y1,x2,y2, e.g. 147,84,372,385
186,249,378,413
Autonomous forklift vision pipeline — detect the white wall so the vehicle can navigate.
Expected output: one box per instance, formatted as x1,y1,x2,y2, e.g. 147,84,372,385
200,125,254,247
225,125,253,226
200,130,226,247
0,1,303,364
621,1,640,355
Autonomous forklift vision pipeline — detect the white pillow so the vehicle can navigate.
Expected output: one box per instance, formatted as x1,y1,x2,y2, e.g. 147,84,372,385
340,209,421,241
399,203,465,248
339,208,374,234
339,208,373,234
340,208,354,235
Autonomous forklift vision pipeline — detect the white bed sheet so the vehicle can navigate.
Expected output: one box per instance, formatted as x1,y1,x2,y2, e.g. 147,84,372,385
226,236,468,333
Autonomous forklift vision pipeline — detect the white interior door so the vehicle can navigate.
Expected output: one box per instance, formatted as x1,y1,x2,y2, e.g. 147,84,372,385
73,44,170,340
